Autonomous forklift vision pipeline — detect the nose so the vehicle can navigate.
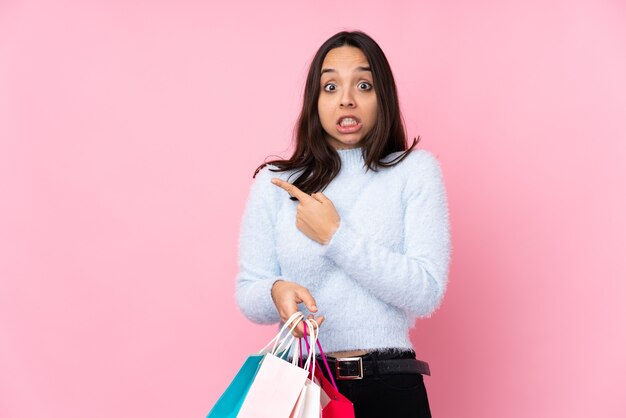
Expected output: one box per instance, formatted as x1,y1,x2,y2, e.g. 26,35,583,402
339,89,355,108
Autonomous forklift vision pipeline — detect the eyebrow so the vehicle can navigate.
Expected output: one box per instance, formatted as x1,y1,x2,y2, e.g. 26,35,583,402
321,66,372,75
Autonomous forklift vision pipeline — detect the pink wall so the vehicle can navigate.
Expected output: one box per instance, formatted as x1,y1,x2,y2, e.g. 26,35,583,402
1,1,625,417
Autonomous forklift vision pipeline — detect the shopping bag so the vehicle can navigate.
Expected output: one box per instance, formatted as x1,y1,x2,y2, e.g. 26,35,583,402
290,320,322,418
205,354,263,418
301,324,355,418
315,366,354,418
206,312,305,418
238,312,313,418
291,375,322,418
300,322,322,418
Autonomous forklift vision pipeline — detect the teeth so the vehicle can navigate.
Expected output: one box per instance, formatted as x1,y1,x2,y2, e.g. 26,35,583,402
340,118,357,126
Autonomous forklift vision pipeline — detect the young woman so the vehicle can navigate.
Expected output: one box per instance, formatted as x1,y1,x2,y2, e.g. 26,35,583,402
235,30,451,417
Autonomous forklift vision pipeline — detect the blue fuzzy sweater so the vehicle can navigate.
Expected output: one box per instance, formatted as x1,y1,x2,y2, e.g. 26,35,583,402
235,147,451,353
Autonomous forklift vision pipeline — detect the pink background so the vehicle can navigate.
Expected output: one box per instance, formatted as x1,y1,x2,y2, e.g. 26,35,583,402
1,0,625,417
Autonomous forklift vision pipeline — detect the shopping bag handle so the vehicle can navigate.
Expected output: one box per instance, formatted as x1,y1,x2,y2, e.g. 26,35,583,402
301,319,318,377
295,319,318,372
258,311,304,356
270,312,303,357
303,320,338,391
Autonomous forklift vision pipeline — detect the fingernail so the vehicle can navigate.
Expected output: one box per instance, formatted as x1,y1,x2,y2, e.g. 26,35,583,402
311,305,317,311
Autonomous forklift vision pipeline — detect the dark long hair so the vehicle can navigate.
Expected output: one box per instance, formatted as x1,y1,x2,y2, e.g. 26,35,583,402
254,30,419,194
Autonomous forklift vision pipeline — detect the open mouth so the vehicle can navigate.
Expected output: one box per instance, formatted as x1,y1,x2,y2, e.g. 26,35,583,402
336,116,363,133
337,116,360,126
339,116,359,126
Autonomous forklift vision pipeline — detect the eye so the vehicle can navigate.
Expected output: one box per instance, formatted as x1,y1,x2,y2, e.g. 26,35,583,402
358,81,372,91
323,83,337,92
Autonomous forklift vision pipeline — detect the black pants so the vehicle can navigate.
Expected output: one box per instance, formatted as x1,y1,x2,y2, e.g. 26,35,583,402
318,350,432,418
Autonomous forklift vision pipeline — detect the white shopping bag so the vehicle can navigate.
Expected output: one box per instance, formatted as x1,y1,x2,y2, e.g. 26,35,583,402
290,320,322,418
238,312,314,418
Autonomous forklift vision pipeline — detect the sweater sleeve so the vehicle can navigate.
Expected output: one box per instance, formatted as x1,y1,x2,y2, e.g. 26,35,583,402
234,166,282,325
320,151,451,318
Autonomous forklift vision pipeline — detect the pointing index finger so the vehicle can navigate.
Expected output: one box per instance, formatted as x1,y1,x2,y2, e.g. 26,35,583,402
271,178,310,201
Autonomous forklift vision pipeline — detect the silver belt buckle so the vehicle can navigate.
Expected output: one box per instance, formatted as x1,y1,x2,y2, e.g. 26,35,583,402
335,357,364,380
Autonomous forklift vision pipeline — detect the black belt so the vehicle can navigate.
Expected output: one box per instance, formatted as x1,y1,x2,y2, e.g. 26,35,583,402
322,355,431,380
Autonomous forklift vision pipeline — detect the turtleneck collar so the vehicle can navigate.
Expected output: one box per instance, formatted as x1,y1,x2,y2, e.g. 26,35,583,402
336,147,366,172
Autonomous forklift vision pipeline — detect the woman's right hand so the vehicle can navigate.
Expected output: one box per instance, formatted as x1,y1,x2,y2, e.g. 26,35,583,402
271,280,325,338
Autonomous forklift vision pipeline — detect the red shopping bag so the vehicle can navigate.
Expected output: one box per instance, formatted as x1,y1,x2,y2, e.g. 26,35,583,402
302,323,355,418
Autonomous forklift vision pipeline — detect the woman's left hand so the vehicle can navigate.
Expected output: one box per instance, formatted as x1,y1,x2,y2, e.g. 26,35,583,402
272,178,340,245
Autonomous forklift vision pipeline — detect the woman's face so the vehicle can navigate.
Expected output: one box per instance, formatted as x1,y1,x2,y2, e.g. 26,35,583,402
318,46,378,150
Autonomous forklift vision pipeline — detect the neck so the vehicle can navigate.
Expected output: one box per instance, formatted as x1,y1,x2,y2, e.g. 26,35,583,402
336,147,365,172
